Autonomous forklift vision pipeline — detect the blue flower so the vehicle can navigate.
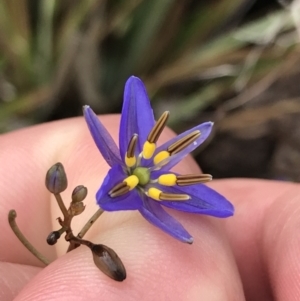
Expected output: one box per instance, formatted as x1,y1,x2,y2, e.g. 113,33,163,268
83,76,234,243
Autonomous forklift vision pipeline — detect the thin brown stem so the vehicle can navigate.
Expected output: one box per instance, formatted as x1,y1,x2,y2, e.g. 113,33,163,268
78,208,104,238
68,235,94,249
54,193,69,218
8,210,51,265
66,208,104,253
58,227,66,235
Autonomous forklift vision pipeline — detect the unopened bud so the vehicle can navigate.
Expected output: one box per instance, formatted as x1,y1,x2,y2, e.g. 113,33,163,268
91,244,126,281
47,231,61,245
68,202,85,216
45,163,68,194
72,185,88,203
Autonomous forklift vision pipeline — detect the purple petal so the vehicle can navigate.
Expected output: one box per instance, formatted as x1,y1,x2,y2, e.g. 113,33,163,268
151,172,234,217
154,122,213,171
83,106,122,167
139,196,193,243
119,76,155,159
97,165,143,211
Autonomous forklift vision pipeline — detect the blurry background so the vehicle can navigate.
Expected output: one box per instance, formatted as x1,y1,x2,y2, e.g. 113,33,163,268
1,0,300,180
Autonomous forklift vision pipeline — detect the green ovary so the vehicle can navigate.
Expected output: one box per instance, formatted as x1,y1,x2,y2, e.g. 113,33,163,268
132,167,150,186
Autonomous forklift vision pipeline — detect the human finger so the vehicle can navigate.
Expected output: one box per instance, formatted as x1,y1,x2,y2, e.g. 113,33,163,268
213,179,300,301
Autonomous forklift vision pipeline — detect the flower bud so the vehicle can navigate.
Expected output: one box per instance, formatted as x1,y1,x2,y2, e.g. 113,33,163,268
72,185,88,203
45,163,68,194
46,231,61,245
91,244,126,281
68,202,85,216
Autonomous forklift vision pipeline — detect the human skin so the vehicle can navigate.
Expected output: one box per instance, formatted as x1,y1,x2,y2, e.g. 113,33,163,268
0,115,300,301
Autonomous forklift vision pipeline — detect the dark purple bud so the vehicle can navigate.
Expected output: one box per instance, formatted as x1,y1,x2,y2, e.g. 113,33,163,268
91,244,126,281
45,163,68,194
72,185,88,203
47,231,61,245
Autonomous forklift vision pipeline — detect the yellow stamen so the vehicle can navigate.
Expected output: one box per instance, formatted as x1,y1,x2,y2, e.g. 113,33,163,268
158,174,177,186
153,151,170,165
147,187,162,201
147,187,190,202
123,175,139,190
125,134,138,167
125,155,136,167
142,141,156,159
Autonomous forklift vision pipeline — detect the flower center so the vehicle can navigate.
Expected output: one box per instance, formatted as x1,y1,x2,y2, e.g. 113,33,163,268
108,111,212,201
132,167,150,186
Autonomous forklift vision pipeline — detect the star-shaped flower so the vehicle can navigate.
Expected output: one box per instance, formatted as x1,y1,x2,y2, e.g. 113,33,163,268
83,76,234,243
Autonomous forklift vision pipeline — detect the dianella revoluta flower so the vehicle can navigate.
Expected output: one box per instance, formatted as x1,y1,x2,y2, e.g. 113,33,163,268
83,76,234,243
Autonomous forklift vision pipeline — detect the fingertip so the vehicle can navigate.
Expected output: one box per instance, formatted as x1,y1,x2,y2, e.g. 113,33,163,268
15,210,245,301
0,262,41,300
262,185,300,300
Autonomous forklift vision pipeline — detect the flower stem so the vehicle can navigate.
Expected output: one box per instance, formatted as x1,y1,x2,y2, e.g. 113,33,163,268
78,208,104,238
58,227,66,236
54,193,68,218
8,209,51,265
68,235,94,249
66,208,104,253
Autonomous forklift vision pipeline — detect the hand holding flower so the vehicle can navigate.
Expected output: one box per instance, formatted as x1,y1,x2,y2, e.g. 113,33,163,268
0,78,299,300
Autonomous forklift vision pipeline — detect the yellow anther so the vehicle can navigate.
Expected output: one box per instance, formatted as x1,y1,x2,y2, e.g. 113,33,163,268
153,151,170,165
123,175,139,190
143,141,156,159
125,154,136,167
147,187,162,201
158,174,177,186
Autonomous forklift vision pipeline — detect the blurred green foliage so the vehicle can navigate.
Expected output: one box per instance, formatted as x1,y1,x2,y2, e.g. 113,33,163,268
0,0,298,132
